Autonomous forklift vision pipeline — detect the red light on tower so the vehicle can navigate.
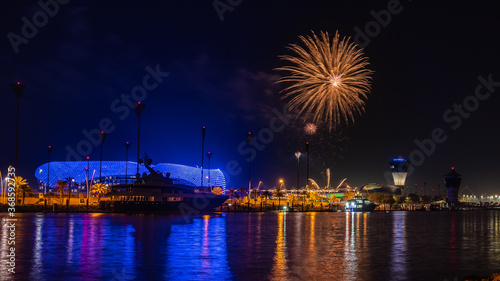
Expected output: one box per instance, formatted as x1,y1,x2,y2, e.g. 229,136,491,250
17,82,20,85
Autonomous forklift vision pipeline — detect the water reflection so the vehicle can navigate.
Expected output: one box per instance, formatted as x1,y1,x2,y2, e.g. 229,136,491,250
343,212,360,281
269,212,287,280
2,211,500,280
389,212,407,280
31,216,44,279
165,214,231,280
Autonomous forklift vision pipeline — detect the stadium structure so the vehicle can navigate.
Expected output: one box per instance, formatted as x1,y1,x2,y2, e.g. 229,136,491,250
35,161,226,191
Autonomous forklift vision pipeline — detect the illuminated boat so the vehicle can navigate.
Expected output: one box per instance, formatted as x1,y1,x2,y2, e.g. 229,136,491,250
344,197,377,212
99,157,228,213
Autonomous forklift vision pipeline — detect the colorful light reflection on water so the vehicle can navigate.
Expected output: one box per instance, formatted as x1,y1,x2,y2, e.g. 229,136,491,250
1,211,499,280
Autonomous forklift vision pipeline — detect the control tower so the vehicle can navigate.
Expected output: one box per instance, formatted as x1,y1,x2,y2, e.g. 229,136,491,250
388,157,409,187
444,167,462,205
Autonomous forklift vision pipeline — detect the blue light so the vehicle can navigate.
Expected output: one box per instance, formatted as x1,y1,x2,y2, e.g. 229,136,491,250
390,158,408,162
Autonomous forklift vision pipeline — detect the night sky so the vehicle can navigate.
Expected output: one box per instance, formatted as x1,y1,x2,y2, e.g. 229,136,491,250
1,1,499,195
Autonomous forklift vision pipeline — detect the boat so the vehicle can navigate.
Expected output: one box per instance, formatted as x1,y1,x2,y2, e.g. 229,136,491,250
99,156,229,214
344,196,377,212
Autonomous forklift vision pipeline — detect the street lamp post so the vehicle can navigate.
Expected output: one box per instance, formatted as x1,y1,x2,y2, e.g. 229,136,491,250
87,156,90,197
206,152,212,189
279,179,284,209
99,131,107,183
11,82,26,172
305,142,309,189
201,126,205,190
46,145,53,195
247,132,253,206
295,151,301,189
124,142,131,184
133,102,146,178
86,156,90,204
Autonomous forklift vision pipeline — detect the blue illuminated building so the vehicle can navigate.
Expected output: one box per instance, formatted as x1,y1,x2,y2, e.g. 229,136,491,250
35,161,226,190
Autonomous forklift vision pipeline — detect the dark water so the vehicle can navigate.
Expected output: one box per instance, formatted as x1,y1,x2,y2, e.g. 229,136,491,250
1,211,499,281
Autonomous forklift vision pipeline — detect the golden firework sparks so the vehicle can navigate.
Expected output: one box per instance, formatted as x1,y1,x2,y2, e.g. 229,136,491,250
277,31,373,130
304,123,317,135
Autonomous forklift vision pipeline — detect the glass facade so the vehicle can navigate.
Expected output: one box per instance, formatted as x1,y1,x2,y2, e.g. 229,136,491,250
35,161,226,190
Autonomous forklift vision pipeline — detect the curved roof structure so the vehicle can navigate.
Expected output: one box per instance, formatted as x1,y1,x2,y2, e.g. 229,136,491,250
361,183,401,195
35,161,226,189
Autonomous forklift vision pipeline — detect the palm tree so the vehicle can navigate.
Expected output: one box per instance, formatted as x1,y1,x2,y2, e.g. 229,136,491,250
300,189,309,202
262,190,271,203
65,177,76,203
341,191,357,201
91,183,108,203
54,180,68,204
274,186,285,208
227,188,239,201
14,176,32,205
251,189,260,203
261,190,271,203
238,187,246,202
211,186,223,195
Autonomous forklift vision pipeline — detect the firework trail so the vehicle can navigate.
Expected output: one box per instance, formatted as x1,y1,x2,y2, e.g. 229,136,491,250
277,31,373,130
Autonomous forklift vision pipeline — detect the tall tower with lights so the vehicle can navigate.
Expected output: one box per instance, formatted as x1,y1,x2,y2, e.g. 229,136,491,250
444,167,462,205
389,157,409,187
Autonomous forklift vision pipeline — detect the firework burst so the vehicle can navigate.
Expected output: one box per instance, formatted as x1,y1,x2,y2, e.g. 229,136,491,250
276,31,373,130
304,122,317,135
